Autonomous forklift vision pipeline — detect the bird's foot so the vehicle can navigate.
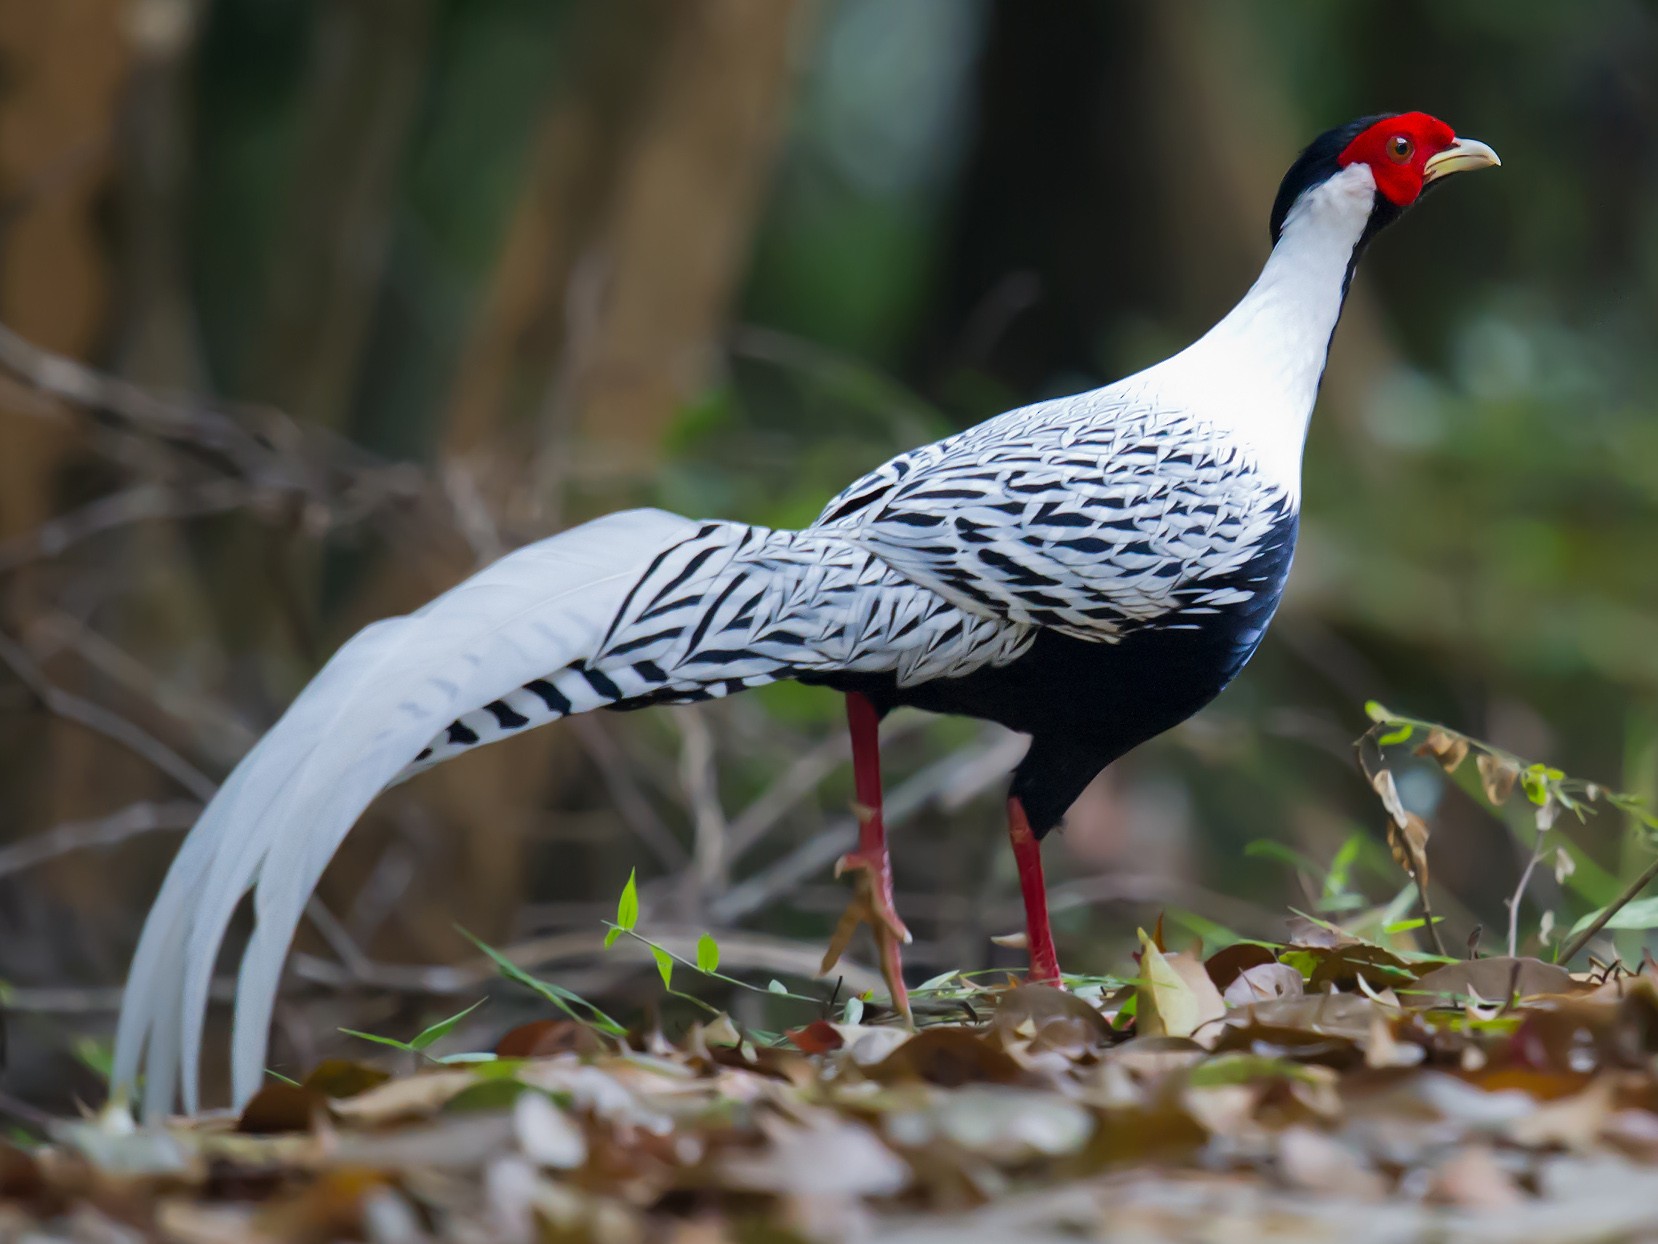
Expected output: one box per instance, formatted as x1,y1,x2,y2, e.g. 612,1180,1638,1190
822,845,912,1024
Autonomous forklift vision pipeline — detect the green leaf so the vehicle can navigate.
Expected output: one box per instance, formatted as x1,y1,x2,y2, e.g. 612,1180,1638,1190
340,1028,416,1052
1382,916,1443,934
459,927,626,1035
1325,834,1363,895
1377,724,1414,747
72,1037,114,1079
1364,700,1392,723
695,933,720,974
410,998,486,1052
603,926,623,949
1568,895,1658,937
616,869,639,932
265,1069,301,1086
652,945,674,989
1522,771,1549,805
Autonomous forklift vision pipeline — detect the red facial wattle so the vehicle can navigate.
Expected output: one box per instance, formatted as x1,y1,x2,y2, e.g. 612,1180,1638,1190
1337,111,1458,207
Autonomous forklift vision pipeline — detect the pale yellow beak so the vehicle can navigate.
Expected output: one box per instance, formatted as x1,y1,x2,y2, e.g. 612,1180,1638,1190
1423,137,1501,184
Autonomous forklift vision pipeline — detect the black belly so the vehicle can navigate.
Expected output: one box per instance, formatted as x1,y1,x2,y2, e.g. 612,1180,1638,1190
809,511,1298,835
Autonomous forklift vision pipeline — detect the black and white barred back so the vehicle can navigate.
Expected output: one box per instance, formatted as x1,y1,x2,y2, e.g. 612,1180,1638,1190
404,390,1299,787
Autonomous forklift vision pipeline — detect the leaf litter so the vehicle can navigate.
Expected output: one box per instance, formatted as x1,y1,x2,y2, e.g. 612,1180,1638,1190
6,922,1658,1242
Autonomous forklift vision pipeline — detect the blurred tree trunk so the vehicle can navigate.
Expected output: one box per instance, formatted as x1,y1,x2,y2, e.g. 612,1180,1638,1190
0,1,153,974
348,0,807,956
0,1,129,538
446,0,803,493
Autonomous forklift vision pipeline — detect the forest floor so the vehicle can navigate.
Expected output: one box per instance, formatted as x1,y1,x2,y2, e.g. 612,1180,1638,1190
7,917,1658,1243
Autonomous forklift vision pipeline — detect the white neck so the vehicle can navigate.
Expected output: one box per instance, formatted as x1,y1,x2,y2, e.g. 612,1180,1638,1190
1131,163,1379,500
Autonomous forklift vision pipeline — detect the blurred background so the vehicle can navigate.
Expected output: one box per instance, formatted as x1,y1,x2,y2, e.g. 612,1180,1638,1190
1,0,1656,1108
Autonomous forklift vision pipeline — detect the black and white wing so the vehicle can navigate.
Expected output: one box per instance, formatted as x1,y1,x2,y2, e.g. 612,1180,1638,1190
813,390,1297,642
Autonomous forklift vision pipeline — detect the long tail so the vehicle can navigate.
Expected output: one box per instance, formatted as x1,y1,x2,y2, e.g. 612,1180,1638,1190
114,504,1025,1116
113,508,747,1117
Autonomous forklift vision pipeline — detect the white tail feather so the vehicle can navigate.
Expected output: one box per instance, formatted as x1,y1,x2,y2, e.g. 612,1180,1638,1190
113,508,699,1116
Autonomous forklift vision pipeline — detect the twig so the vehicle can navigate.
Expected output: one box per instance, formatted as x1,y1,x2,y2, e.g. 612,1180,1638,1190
30,611,257,756
0,800,199,881
0,629,218,802
567,716,687,870
0,480,254,575
0,928,881,1012
709,725,1021,925
726,729,849,859
1559,851,1658,962
1506,818,1550,958
674,708,728,900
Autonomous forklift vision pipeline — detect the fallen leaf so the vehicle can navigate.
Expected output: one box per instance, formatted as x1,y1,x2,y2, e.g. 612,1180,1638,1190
1276,1124,1387,1199
1405,957,1576,1007
494,1019,604,1059
719,1115,910,1198
992,985,1113,1050
514,1091,587,1170
885,1086,1093,1162
785,1020,844,1055
866,1027,1024,1087
1205,942,1279,992
1306,944,1418,993
302,1059,391,1101
1426,1145,1523,1208
1223,962,1305,1006
237,1083,328,1135
1505,1076,1617,1150
1137,932,1226,1042
331,1069,479,1124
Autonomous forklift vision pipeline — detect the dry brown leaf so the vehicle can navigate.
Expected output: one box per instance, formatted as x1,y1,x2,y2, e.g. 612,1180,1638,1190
1505,1076,1618,1150
1386,811,1431,886
1406,956,1576,1007
1276,1125,1387,1199
1223,962,1305,1006
331,1069,479,1124
514,1092,587,1170
302,1059,392,1101
992,984,1113,1051
1478,753,1520,805
1416,727,1471,774
236,1083,329,1135
865,1027,1024,1087
1426,1145,1523,1208
1137,932,1226,1042
1204,941,1279,992
494,1019,604,1059
718,1115,910,1198
1370,767,1407,828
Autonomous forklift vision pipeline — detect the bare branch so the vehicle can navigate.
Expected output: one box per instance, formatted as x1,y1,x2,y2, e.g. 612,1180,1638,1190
709,724,1023,926
567,716,687,870
0,927,880,1012
0,629,218,802
674,708,728,900
0,480,254,575
0,800,199,881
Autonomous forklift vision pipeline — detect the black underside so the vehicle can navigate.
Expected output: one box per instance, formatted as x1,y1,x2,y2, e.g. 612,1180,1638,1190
804,510,1300,837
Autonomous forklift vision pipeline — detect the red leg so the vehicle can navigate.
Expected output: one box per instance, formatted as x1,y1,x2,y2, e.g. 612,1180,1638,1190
1007,797,1062,986
820,692,912,1021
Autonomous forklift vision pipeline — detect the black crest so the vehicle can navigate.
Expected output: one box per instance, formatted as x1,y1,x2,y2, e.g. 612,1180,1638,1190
1268,113,1400,245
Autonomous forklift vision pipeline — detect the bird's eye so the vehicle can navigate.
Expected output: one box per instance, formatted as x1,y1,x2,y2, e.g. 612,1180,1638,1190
1386,135,1414,164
